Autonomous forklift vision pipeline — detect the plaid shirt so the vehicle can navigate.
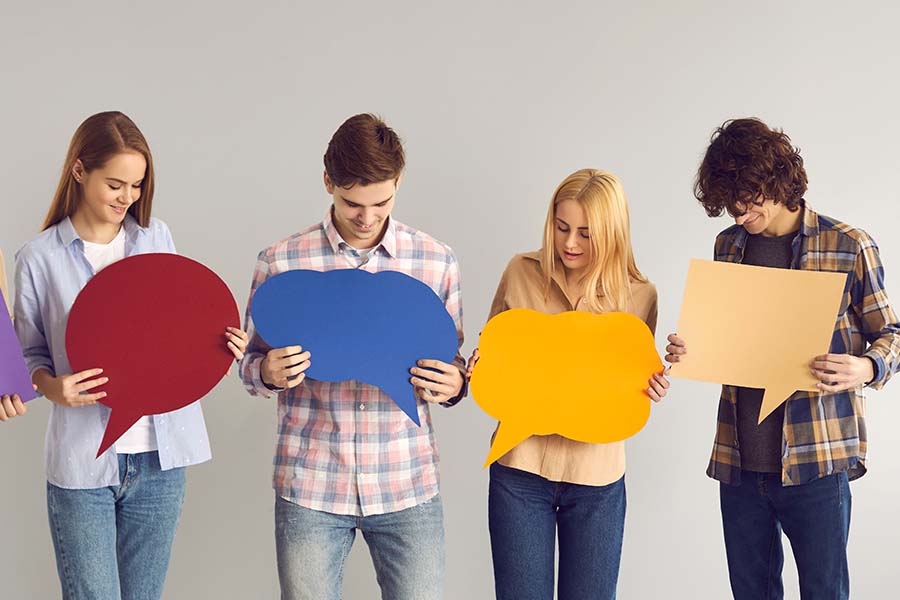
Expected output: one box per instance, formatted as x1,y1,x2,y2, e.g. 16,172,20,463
239,210,465,516
707,202,900,486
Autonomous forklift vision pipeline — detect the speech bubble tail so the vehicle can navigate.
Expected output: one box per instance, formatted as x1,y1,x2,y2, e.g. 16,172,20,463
758,386,797,425
399,396,421,427
483,423,531,468
378,381,421,427
96,410,142,458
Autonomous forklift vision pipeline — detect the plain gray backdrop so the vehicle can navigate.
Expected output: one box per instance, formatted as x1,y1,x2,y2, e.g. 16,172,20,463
2,1,898,598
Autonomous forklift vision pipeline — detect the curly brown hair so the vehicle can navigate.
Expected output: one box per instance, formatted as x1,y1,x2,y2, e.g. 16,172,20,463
324,114,405,188
694,118,807,217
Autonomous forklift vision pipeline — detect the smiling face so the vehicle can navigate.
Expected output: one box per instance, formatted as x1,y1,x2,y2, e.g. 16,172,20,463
553,198,592,275
732,195,801,237
73,152,146,229
325,171,397,248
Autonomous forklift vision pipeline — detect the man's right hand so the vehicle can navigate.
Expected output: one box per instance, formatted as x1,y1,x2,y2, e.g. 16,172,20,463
261,346,311,389
665,334,687,364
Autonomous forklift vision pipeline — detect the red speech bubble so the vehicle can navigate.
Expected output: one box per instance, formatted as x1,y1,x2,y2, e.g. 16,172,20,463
66,253,239,457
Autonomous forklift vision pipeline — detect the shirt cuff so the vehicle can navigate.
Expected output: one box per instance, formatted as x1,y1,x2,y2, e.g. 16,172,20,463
863,352,885,387
28,362,54,379
244,354,283,397
440,375,468,408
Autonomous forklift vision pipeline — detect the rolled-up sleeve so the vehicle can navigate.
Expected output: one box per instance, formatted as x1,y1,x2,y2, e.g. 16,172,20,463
438,248,466,407
13,253,54,378
852,234,900,388
239,249,279,397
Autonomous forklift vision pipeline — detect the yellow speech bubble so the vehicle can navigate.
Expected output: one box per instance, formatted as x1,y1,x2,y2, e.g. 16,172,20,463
471,309,663,467
670,259,846,424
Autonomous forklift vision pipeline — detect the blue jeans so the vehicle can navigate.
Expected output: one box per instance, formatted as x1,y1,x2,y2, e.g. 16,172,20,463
488,463,626,600
275,494,445,600
720,470,851,600
46,452,186,600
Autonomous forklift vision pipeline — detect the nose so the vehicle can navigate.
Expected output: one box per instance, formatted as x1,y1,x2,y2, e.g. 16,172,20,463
121,186,136,205
565,230,580,249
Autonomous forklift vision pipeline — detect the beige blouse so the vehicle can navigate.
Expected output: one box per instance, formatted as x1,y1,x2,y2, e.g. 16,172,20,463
0,247,9,315
486,251,658,486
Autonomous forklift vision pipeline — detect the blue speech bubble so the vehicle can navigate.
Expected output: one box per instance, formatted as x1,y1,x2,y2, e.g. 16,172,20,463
250,269,459,425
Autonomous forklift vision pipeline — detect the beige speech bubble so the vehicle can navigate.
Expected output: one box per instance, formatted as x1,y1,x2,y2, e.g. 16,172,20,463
670,259,846,423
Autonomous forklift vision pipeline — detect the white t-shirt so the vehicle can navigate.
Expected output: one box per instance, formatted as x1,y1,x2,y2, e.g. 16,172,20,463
341,243,376,268
82,228,158,454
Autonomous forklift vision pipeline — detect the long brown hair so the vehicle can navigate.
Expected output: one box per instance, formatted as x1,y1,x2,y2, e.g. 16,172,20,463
42,111,155,230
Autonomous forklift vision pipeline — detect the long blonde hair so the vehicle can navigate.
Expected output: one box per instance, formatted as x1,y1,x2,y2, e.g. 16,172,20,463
540,169,646,312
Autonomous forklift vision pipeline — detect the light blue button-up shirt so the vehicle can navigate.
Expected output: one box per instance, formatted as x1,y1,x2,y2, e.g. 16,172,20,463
14,215,211,489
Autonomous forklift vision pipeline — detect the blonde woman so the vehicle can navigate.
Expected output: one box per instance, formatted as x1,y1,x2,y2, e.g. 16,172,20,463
468,169,669,600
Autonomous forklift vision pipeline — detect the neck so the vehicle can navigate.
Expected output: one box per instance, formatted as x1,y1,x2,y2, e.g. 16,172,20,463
563,266,588,296
333,211,389,250
762,207,802,237
70,210,122,244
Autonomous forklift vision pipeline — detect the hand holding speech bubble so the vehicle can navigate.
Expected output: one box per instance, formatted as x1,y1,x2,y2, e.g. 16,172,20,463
66,254,240,457
670,259,846,423
471,309,663,467
1,288,37,403
249,269,459,425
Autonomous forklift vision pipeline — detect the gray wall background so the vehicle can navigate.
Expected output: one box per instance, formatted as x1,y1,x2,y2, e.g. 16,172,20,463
2,1,898,598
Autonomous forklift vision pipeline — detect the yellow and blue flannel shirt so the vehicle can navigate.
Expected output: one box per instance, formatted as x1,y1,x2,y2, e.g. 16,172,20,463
707,202,900,486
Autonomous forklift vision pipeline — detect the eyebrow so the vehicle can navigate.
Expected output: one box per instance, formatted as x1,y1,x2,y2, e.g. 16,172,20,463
340,195,394,206
555,217,588,230
105,177,143,184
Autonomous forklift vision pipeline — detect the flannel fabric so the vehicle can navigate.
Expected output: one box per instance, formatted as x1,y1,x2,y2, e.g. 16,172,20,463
240,210,465,516
707,202,900,486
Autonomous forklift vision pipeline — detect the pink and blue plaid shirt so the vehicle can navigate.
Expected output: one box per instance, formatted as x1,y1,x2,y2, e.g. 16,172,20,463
239,209,465,516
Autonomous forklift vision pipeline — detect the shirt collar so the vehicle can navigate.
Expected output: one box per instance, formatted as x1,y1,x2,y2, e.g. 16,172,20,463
522,250,577,304
56,213,145,248
322,207,398,259
731,199,816,251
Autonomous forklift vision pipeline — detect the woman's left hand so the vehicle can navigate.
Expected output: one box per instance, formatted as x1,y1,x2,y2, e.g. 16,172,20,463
646,367,671,403
225,327,250,376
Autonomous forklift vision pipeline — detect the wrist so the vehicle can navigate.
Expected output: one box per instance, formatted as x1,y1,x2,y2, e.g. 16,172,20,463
259,359,272,386
863,356,877,385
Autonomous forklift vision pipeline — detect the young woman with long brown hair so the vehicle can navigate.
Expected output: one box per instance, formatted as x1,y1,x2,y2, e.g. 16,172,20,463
14,111,248,599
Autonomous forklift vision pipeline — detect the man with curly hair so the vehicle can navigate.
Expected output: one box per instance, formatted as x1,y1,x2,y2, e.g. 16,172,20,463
665,118,900,599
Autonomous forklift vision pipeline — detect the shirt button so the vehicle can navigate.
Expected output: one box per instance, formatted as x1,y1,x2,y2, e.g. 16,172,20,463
359,404,366,410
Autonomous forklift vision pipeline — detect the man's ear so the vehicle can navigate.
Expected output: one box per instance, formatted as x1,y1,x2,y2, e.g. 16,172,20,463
324,170,335,194
394,173,403,191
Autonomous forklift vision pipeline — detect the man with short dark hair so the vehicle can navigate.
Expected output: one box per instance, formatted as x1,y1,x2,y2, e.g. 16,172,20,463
666,118,900,599
240,114,465,600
